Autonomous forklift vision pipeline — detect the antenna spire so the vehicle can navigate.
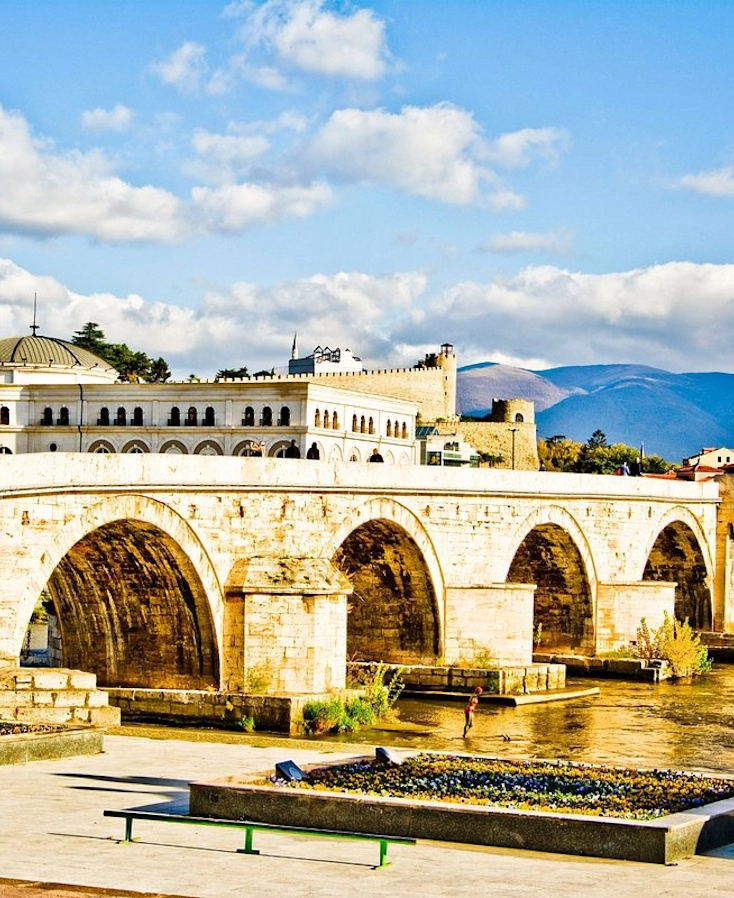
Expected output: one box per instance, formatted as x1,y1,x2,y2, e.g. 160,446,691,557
30,293,39,336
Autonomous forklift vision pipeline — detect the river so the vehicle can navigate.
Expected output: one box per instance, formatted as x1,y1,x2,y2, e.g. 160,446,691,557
320,666,734,775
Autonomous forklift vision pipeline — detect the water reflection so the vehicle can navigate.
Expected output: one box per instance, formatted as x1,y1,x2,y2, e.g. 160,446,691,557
323,667,734,775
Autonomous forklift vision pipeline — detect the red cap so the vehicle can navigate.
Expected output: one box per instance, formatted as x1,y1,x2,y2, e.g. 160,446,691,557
475,687,483,694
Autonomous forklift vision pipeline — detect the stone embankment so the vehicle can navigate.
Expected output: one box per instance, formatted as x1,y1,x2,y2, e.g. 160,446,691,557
533,653,670,681
394,662,566,694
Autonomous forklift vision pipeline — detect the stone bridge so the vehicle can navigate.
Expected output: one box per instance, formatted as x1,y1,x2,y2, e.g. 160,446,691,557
0,454,722,695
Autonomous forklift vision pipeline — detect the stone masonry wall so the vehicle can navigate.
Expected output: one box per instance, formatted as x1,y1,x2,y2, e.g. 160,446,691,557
0,667,120,726
439,421,539,470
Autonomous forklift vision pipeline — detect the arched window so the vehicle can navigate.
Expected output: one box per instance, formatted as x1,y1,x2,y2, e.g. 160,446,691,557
0,407,9,426
314,409,322,428
132,407,144,426
98,407,110,426
58,407,70,426
351,414,358,433
360,415,366,434
204,406,215,426
169,407,181,426
332,411,339,429
243,406,254,426
323,410,330,429
115,407,126,426
386,419,392,437
186,406,198,426
401,421,408,439
279,406,290,426
368,416,374,435
515,413,524,423
262,406,273,426
42,408,53,426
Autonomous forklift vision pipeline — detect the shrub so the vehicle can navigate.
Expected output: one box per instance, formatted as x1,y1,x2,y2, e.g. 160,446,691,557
244,660,273,694
634,612,711,678
303,662,404,735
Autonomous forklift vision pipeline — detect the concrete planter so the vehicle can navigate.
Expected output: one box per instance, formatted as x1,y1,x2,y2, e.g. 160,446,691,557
0,727,104,765
189,759,734,864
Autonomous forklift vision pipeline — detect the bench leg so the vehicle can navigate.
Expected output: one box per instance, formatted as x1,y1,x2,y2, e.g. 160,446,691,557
112,817,140,844
377,839,391,868
237,826,260,856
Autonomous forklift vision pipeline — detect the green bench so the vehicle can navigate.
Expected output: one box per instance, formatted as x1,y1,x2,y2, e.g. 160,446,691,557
103,809,415,869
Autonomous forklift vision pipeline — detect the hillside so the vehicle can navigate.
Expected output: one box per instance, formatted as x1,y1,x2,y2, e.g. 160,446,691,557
457,362,734,463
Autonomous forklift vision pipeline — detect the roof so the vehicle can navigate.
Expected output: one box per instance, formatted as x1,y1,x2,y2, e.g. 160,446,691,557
0,335,114,370
416,425,439,438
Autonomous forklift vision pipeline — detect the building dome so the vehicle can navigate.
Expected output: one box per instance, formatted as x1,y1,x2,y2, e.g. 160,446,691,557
0,334,118,384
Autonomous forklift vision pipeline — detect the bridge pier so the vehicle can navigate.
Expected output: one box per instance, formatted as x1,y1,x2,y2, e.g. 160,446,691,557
225,557,352,695
595,582,676,653
444,584,535,666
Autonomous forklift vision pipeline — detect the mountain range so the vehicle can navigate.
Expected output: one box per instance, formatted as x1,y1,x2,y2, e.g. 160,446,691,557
457,362,734,463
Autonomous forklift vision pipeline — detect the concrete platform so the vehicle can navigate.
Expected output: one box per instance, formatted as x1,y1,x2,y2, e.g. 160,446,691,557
4,734,734,898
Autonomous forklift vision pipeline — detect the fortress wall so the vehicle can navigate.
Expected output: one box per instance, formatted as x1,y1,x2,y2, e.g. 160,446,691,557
246,363,458,422
439,421,540,470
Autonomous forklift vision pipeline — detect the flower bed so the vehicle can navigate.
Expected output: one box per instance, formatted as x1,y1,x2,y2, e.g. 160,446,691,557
0,722,63,737
287,753,734,820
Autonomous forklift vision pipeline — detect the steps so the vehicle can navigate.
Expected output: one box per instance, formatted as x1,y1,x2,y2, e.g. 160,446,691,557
0,667,121,727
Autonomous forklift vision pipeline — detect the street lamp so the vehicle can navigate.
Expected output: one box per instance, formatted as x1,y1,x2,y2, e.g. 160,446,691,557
510,428,517,470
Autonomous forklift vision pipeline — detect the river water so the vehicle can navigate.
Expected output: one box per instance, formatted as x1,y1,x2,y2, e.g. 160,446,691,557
321,666,734,775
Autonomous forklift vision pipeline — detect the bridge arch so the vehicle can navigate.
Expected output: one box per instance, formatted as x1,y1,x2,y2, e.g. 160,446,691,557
641,506,714,630
325,498,445,664
503,505,598,654
17,495,224,689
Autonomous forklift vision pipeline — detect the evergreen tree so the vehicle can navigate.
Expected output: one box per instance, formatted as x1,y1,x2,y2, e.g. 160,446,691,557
70,322,170,383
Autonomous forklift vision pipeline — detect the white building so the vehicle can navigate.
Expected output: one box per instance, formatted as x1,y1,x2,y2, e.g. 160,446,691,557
288,343,364,375
0,334,417,464
417,426,480,467
683,447,734,468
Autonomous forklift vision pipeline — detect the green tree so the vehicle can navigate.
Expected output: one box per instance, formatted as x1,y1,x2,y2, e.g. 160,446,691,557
216,366,249,380
104,344,152,383
587,429,608,449
70,322,170,384
147,357,171,383
71,322,107,355
538,435,581,471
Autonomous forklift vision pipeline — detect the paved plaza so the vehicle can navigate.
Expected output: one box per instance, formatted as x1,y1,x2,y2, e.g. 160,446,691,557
1,733,734,898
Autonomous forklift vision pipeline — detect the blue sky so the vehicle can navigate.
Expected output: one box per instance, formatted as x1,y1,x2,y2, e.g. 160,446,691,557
0,0,733,378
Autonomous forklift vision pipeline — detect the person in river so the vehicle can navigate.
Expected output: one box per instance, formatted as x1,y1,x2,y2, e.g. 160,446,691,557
462,686,483,737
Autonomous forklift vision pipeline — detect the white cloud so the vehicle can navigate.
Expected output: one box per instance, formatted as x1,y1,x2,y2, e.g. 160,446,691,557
240,0,391,81
0,107,337,242
674,166,734,197
186,128,271,184
81,105,134,133
191,181,333,231
483,127,571,169
0,107,186,242
478,230,573,255
4,257,734,378
417,261,734,371
303,103,520,207
0,257,426,377
149,41,209,93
